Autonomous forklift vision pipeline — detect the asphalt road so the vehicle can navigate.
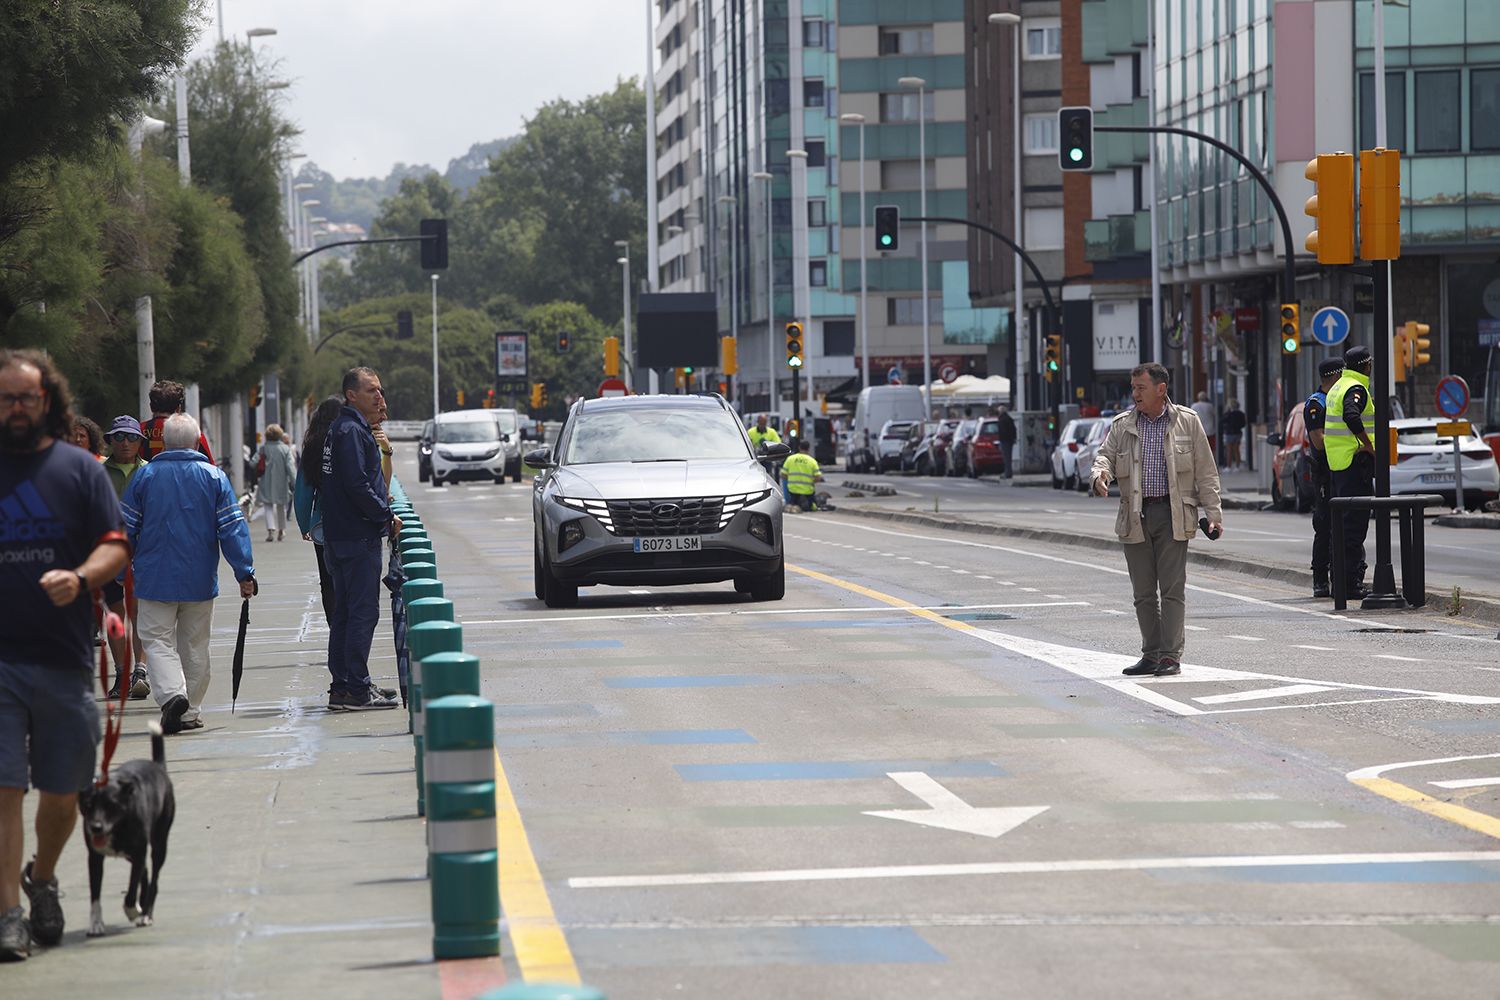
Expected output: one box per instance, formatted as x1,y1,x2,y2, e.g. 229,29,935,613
831,470,1500,602
404,452,1500,998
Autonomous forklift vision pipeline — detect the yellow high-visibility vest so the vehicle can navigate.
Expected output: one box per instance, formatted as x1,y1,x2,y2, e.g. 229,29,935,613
1323,369,1373,472
781,452,819,495
749,426,781,449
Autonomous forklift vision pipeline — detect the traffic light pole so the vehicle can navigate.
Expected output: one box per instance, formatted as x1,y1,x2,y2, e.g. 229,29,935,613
291,233,436,266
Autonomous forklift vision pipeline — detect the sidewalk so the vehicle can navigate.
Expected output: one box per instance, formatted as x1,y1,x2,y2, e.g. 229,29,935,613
10,535,476,998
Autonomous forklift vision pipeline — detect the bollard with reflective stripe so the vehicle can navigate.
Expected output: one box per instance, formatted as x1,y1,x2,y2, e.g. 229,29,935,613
404,561,437,581
425,694,500,959
406,620,463,816
421,651,481,702
402,578,443,605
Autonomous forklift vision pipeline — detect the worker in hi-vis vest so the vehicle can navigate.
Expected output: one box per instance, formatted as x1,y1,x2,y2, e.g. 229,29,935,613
1322,345,1376,598
780,438,823,512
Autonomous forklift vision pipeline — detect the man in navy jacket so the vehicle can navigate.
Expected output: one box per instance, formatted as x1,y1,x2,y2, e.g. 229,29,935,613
320,367,401,711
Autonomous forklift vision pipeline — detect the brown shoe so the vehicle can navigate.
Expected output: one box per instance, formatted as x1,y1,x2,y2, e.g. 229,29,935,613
1153,658,1182,676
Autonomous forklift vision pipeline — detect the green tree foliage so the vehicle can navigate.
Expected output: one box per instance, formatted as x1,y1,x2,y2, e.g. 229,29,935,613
519,301,610,417
342,173,458,303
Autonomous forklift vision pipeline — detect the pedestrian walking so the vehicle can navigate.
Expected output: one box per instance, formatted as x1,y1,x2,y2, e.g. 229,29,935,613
295,396,343,624
1221,400,1247,471
995,404,1017,478
780,438,823,512
0,349,130,959
1191,390,1217,462
101,416,151,700
1324,345,1377,599
67,415,104,458
320,368,401,712
1304,358,1344,598
256,424,296,543
121,414,256,735
139,379,214,463
1091,363,1223,677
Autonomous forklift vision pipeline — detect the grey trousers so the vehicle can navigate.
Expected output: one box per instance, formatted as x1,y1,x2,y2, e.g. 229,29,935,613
1122,502,1189,661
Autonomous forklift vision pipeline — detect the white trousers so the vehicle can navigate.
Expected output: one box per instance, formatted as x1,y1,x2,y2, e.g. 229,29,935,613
137,598,214,723
266,503,288,534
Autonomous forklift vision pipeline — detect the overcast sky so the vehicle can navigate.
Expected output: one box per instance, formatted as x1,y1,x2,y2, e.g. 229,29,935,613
194,0,647,179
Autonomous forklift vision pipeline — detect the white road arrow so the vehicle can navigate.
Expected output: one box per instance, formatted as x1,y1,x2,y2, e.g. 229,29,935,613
862,771,1048,839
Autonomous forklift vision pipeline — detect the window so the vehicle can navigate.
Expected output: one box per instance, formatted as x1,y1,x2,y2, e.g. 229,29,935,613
1025,113,1058,155
804,79,825,108
1024,18,1062,60
772,198,792,226
1416,71,1460,153
767,79,790,116
805,140,826,167
823,320,855,356
1473,69,1500,152
879,26,934,55
887,296,941,325
810,260,827,287
1359,72,1406,151
1023,207,1064,250
808,199,827,227
880,91,934,123
880,159,935,189
803,19,824,47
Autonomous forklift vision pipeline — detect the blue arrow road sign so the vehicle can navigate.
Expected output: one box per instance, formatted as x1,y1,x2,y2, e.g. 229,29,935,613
1310,306,1350,347
1436,375,1469,418
888,366,904,385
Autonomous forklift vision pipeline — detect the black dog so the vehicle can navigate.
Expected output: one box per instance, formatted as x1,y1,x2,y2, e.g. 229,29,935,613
77,722,176,937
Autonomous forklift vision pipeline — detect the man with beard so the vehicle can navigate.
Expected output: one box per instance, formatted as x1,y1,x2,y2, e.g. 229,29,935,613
0,350,130,960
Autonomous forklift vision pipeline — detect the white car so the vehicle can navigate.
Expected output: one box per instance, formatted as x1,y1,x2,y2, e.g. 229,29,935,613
1074,419,1112,493
876,419,920,471
430,410,509,487
1051,417,1107,489
1390,418,1500,510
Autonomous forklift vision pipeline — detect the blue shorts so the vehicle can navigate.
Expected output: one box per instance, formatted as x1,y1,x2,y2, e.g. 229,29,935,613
0,659,100,795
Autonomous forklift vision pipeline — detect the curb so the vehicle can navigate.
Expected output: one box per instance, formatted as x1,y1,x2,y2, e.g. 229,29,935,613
1433,513,1500,530
835,504,1500,629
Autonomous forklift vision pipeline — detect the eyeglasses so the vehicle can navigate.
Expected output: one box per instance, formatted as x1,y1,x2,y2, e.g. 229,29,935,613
0,392,46,409
106,432,143,443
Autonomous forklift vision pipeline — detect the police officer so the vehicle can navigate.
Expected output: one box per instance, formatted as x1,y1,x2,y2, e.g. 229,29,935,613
748,414,781,452
1304,357,1344,598
780,438,823,512
1323,345,1376,599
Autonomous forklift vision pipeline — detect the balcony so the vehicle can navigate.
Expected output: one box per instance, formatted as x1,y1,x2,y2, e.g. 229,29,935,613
1084,210,1151,263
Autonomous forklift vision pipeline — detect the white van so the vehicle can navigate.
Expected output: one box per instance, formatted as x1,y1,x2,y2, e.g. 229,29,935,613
848,385,927,473
431,410,507,487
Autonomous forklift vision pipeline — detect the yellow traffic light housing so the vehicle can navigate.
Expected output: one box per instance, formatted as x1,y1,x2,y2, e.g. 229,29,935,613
785,322,804,368
1394,325,1410,383
1280,304,1300,355
456,389,465,407
1359,148,1401,261
530,382,547,409
1406,321,1431,368
1042,334,1062,382
1304,153,1355,265
721,336,738,376
602,335,620,376
249,383,263,408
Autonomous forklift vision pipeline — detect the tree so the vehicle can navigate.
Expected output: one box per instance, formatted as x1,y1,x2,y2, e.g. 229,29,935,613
344,173,458,301
520,301,610,415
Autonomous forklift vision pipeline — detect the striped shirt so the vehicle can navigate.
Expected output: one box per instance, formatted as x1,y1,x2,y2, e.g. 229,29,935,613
1137,404,1172,498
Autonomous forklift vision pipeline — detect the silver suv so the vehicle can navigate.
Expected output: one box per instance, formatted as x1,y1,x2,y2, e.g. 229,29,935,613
528,394,788,608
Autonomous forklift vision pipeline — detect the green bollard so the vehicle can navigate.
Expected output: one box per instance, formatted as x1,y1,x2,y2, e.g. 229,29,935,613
406,620,463,816
407,597,455,628
402,578,444,604
477,985,606,1000
404,561,437,581
425,695,501,959
421,652,481,701
403,546,436,568
399,537,432,559
399,527,428,545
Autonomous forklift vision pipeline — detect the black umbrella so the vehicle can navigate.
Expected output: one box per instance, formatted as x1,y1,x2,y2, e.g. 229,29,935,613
383,536,410,707
231,597,250,713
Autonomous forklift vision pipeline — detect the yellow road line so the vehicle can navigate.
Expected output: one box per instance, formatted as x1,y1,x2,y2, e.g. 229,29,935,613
494,748,580,985
787,563,1500,845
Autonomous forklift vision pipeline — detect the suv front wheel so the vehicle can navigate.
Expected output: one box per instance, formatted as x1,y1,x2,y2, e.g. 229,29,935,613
749,559,785,601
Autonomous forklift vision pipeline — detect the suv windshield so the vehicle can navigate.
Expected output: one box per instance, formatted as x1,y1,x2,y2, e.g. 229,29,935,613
563,407,749,464
437,421,499,444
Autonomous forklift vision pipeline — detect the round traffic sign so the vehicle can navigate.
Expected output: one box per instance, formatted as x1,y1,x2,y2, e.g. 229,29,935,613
597,377,628,397
939,363,959,384
1435,375,1469,418
1309,306,1350,347
887,366,904,385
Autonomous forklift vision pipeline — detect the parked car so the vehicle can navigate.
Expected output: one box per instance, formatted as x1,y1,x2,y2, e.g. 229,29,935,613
900,421,937,475
430,410,509,487
965,417,1007,477
417,419,435,483
876,419,920,471
1266,406,1316,512
1050,417,1107,490
1389,417,1500,510
528,393,787,608
947,419,979,477
848,385,926,472
927,419,962,476
1074,419,1112,493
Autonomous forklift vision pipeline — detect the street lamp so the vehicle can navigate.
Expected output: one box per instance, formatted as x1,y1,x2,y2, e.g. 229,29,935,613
301,198,322,342
787,149,810,419
900,76,932,416
753,170,774,413
264,80,291,91
988,12,1026,415
718,194,738,403
840,112,869,390
615,240,633,391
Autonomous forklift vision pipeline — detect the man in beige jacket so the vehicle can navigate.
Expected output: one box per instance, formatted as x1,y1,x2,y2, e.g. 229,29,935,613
1091,363,1223,676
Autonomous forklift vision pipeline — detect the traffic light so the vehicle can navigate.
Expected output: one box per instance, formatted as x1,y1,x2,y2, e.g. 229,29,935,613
785,322,804,368
1405,321,1431,368
602,335,620,376
556,331,571,353
1058,107,1094,171
396,309,414,339
1359,147,1401,261
1393,326,1410,383
874,205,900,251
456,389,465,407
419,218,448,270
720,336,737,376
530,382,547,409
1280,304,1301,355
786,419,799,439
249,383,262,407
486,387,496,408
1303,153,1354,265
1042,334,1062,382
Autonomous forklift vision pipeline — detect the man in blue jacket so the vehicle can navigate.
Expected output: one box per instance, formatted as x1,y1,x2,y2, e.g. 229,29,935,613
121,414,256,734
320,367,401,711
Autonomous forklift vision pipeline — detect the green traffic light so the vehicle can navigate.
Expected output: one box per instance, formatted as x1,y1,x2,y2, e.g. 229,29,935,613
880,235,893,246
1069,147,1084,163
1283,338,1298,352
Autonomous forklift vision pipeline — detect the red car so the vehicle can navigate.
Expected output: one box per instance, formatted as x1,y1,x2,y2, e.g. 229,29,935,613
928,419,962,476
1266,406,1315,512
965,417,1006,477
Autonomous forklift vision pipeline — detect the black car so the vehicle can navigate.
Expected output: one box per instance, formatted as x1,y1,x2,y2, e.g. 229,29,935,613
417,419,435,483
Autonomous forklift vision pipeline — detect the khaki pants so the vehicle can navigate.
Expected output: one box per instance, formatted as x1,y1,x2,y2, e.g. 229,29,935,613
137,598,214,723
1122,502,1189,661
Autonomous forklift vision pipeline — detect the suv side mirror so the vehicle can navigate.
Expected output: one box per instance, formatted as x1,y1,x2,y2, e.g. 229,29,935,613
523,447,554,468
1265,432,1284,447
761,442,792,460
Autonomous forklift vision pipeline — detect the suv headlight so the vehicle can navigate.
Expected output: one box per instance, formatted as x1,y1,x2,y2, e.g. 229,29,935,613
718,489,773,529
557,496,614,532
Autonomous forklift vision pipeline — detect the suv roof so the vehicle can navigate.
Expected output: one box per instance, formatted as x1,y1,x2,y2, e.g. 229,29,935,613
573,393,733,415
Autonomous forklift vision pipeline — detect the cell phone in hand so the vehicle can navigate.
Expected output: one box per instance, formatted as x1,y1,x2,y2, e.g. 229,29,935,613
1198,517,1221,540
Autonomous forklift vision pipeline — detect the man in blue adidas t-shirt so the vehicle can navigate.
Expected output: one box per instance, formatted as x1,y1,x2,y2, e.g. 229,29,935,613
0,350,130,960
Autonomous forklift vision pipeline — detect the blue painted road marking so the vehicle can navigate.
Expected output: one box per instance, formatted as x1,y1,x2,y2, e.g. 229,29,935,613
675,760,1007,781
495,728,756,749
565,925,944,969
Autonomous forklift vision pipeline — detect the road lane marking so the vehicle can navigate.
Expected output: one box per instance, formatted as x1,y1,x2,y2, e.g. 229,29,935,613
1294,645,1337,651
862,772,1049,839
1194,684,1337,705
1225,635,1266,642
1374,654,1426,663
567,851,1500,890
1347,755,1500,843
494,748,580,984
464,602,1089,627
1431,778,1500,790
1184,625,1208,631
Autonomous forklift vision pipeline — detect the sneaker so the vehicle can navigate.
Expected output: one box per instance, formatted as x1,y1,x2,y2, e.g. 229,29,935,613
1153,658,1182,677
327,690,349,712
370,681,398,700
343,687,399,712
106,672,123,701
129,665,150,700
160,694,189,735
21,862,63,947
0,906,30,961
